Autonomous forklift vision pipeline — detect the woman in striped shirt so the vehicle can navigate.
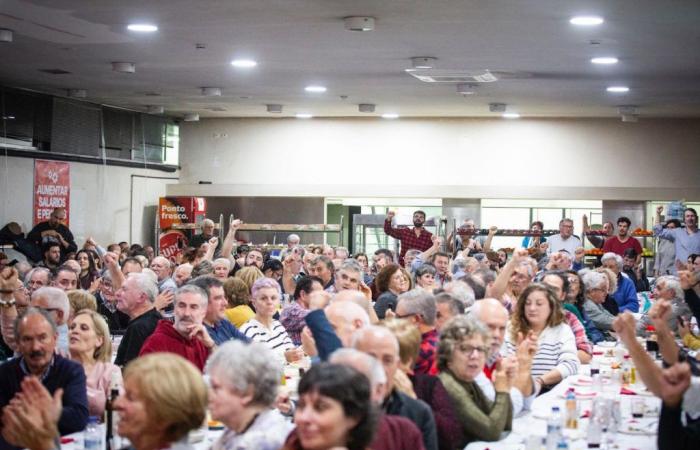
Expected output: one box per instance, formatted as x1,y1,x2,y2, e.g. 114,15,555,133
505,283,580,394
240,277,304,364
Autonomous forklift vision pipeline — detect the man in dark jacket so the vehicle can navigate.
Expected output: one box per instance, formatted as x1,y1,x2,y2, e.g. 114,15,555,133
27,208,77,263
0,308,88,450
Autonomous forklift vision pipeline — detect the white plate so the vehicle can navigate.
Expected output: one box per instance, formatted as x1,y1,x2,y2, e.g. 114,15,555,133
617,418,657,435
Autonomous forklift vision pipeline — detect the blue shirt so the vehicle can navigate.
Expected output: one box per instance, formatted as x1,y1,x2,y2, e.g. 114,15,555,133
613,274,639,313
654,224,700,271
204,319,250,346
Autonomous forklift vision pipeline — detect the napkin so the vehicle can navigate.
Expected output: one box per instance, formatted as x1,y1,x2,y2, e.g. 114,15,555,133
620,387,637,395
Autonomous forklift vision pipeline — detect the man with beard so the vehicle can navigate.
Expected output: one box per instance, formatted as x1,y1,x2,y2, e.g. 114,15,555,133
384,210,433,266
27,208,77,262
603,216,643,265
38,242,61,270
139,284,215,371
0,308,88,450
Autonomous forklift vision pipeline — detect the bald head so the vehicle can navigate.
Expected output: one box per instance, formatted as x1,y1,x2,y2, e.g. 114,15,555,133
325,300,369,347
352,325,400,395
333,290,370,311
471,298,508,354
330,348,386,403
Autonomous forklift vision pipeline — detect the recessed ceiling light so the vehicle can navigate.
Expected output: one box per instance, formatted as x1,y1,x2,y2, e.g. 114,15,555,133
296,113,313,119
305,85,327,93
381,113,399,119
127,23,158,32
231,59,257,68
502,113,521,119
570,16,604,26
591,57,618,65
607,86,629,93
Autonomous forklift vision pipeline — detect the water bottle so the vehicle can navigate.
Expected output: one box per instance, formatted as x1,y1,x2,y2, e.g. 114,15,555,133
556,440,569,450
84,416,102,450
564,389,579,429
546,406,562,450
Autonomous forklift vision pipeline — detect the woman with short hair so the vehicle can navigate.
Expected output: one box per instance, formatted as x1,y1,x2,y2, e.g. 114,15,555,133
281,363,378,450
438,315,513,446
113,353,207,450
240,277,303,363
207,340,293,450
373,264,411,319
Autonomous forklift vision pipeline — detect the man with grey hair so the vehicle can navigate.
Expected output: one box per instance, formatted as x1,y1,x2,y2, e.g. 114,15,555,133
546,218,581,255
395,289,438,375
0,307,88,449
353,325,438,450
637,276,691,335
114,273,162,367
139,284,214,371
173,263,193,287
0,280,71,354
150,256,177,293
442,280,475,308
286,233,300,249
582,270,616,335
24,267,50,295
601,251,639,312
471,298,536,416
333,258,364,292
330,348,427,450
190,218,217,250
434,292,464,332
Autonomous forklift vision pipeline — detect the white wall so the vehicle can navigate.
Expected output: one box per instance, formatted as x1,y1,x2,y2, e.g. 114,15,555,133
0,155,179,247
174,117,700,200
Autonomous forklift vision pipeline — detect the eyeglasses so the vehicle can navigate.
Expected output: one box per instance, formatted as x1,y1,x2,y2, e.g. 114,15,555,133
458,344,488,356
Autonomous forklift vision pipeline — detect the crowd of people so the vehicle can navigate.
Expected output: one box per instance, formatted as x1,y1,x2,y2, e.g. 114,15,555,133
0,205,699,450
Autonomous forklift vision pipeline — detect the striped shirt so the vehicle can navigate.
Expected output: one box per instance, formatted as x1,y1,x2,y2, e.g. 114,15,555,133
505,323,580,380
240,318,294,361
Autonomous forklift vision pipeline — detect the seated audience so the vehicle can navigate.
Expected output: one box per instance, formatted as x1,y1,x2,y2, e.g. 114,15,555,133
280,276,323,345
139,285,215,371
582,270,616,337
565,270,605,343
374,264,411,319
114,273,162,367
505,283,580,391
395,289,438,375
206,340,293,449
0,308,88,450
240,278,303,363
636,275,691,335
437,315,513,445
223,276,255,328
434,291,465,332
189,276,248,345
600,252,639,312
282,363,378,450
68,309,122,418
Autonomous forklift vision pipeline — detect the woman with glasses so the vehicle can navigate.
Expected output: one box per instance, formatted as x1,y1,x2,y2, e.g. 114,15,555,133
581,270,616,339
565,270,605,343
505,283,579,393
95,272,129,332
437,315,514,446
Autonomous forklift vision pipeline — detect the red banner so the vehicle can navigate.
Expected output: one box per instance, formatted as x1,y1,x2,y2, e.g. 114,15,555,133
33,160,70,226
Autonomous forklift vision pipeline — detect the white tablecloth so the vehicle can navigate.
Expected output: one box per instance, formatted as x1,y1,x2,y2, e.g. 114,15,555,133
465,345,661,450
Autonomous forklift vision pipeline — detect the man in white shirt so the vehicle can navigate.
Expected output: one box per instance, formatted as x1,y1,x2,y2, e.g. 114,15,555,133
547,218,582,255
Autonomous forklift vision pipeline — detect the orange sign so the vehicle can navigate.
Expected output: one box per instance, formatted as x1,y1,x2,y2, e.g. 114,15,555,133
33,160,70,226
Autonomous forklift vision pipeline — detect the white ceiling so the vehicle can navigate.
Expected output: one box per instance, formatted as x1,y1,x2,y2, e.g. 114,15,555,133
1,0,700,118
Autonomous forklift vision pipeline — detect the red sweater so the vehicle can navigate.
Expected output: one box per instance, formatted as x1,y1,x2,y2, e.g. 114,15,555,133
139,320,210,371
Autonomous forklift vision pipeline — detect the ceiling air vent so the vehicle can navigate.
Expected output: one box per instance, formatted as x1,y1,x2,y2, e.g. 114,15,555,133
39,68,71,75
407,69,498,83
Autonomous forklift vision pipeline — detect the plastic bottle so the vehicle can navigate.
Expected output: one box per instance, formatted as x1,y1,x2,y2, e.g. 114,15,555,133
556,440,569,450
587,416,602,448
546,406,562,450
564,389,579,429
84,416,102,450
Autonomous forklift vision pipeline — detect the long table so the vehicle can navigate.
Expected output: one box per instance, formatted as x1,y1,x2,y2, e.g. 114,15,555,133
466,344,660,450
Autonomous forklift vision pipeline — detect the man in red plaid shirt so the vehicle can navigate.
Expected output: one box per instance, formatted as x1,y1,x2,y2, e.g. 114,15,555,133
384,210,433,266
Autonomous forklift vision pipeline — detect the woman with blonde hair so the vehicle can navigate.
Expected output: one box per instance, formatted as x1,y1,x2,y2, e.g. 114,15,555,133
224,276,255,328
114,354,207,450
235,266,265,291
66,289,97,320
68,309,122,417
